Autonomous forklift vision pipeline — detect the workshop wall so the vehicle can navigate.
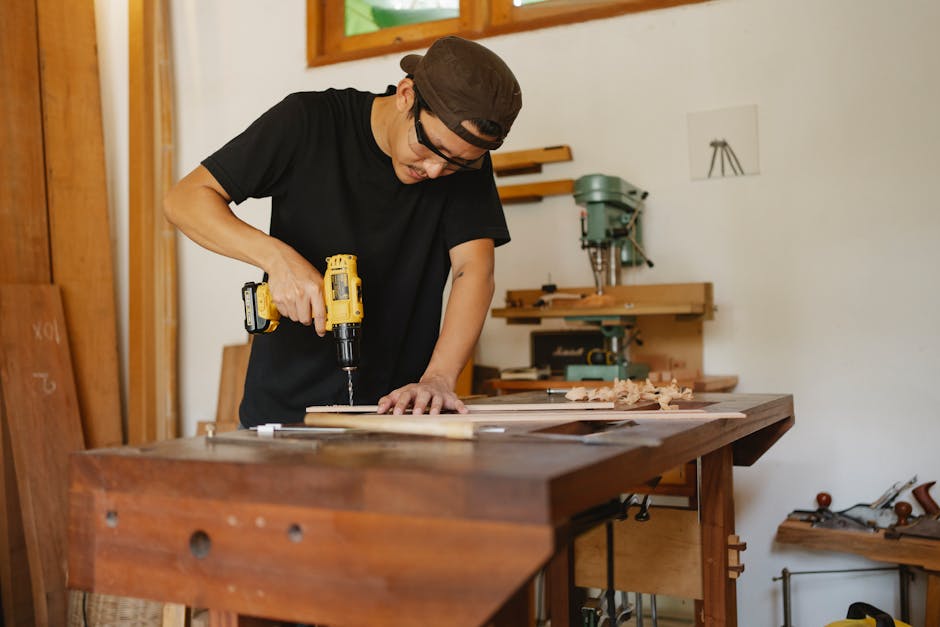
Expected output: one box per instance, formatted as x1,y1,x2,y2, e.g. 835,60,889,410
96,0,939,624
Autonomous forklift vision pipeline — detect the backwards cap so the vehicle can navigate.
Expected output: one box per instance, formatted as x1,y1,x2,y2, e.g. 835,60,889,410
400,36,522,150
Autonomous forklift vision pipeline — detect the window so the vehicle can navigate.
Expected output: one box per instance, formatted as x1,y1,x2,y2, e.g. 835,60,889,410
307,0,708,67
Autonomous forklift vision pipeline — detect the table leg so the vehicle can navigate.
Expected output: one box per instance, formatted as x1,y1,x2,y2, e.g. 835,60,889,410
700,446,737,627
927,570,940,627
547,542,580,627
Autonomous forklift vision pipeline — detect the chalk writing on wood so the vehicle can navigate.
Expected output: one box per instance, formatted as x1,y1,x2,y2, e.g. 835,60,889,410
31,373,57,395
32,320,61,344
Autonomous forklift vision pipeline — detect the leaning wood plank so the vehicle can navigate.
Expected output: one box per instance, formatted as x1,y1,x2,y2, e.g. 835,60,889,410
216,343,251,429
0,404,35,627
128,0,180,444
35,0,124,448
305,401,616,413
0,286,86,626
0,0,51,285
0,1,51,623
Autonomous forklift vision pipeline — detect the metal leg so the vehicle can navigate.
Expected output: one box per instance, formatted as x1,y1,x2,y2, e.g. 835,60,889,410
635,593,644,627
650,594,658,627
899,564,912,624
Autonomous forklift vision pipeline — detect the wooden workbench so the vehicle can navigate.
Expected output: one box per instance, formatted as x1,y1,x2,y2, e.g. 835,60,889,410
68,393,793,627
776,520,940,626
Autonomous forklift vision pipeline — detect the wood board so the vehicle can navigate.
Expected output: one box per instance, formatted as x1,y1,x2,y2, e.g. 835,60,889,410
575,507,703,599
0,2,52,622
305,401,616,413
304,409,744,439
35,0,123,449
0,285,86,626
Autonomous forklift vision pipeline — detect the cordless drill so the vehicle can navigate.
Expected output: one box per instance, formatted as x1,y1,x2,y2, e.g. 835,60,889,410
242,254,364,405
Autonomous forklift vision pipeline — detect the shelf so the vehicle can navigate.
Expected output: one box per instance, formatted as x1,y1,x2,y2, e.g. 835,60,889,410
491,283,714,323
492,145,572,177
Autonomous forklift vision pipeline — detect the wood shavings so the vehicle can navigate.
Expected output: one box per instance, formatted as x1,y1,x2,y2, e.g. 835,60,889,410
565,378,693,410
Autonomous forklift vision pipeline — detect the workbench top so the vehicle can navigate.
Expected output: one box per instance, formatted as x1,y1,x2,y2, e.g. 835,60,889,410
68,392,794,626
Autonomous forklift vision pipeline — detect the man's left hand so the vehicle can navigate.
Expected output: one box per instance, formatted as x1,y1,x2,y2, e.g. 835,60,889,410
377,374,467,415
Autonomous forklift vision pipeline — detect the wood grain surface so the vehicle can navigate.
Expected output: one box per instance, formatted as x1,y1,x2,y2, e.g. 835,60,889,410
0,286,85,626
36,0,123,449
70,393,794,626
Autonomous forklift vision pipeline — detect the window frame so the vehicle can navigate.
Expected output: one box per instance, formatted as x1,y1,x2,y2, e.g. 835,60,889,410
307,0,708,67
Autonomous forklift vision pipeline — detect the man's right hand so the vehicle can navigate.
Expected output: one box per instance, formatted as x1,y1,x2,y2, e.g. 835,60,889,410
164,166,329,337
265,244,328,337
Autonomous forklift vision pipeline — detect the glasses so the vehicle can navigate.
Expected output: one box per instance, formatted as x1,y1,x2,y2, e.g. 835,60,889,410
412,96,485,172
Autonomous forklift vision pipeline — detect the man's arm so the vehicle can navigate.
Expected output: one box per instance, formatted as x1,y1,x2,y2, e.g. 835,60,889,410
377,238,496,415
164,165,328,334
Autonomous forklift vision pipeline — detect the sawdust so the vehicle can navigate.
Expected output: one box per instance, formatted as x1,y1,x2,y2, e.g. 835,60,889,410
565,378,693,410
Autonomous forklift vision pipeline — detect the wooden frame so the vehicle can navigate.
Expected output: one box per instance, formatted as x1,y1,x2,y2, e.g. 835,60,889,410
129,0,179,444
307,0,710,67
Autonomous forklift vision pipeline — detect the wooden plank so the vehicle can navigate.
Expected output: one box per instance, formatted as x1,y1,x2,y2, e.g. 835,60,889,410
775,519,940,572
498,179,575,204
215,342,251,429
575,507,703,598
0,0,51,284
129,0,180,444
305,401,616,413
304,409,743,438
0,285,86,626
492,145,572,177
0,403,36,627
35,0,124,449
0,2,50,622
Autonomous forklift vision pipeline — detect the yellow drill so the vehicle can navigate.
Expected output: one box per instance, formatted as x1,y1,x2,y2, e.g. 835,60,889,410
242,254,364,405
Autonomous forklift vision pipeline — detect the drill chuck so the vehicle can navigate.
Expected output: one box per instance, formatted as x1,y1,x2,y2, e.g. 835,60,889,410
333,322,361,370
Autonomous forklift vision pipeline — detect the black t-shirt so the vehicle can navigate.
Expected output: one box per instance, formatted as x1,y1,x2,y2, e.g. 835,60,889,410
202,88,510,427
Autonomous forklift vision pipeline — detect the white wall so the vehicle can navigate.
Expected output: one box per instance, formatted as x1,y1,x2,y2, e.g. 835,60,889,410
96,1,940,624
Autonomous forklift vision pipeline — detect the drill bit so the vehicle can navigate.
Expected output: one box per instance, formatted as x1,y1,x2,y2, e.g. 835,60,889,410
346,370,354,406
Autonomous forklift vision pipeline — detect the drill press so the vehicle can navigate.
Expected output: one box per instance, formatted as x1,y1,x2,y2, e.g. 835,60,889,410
575,173,652,293
566,174,652,382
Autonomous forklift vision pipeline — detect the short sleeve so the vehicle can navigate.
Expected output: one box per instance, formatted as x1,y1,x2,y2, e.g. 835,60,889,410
201,93,306,204
441,155,511,250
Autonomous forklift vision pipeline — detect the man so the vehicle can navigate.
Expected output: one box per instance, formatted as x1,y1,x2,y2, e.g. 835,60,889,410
164,36,521,428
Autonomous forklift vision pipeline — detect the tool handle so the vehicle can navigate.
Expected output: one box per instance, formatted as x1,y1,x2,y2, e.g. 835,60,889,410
816,492,832,509
894,501,913,526
913,481,940,516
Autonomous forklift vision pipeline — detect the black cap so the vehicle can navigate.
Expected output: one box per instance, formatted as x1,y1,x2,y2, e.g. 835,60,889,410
400,36,522,150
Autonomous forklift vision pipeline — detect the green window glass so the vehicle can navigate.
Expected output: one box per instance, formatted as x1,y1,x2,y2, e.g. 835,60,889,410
345,1,461,37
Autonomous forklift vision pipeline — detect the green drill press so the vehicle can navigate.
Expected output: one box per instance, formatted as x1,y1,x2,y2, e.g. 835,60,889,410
566,174,653,382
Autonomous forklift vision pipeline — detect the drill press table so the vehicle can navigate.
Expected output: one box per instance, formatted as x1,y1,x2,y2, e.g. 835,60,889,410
68,392,793,627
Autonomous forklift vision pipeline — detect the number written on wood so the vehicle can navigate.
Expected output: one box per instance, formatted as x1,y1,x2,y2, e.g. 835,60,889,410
32,372,57,395
32,319,62,345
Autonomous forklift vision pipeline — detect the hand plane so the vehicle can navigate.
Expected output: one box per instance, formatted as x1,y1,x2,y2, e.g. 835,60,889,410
787,492,874,532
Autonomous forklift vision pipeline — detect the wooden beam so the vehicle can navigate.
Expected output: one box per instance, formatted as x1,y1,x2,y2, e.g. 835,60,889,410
498,179,575,205
129,0,179,444
35,0,124,449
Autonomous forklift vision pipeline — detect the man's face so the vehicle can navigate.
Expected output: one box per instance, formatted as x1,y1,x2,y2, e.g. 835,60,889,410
391,88,491,184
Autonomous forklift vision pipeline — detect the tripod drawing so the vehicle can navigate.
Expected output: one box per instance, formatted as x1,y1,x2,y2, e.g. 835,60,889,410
707,138,744,177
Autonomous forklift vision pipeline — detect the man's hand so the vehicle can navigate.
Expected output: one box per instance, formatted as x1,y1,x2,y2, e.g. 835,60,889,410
377,374,468,415
266,244,328,336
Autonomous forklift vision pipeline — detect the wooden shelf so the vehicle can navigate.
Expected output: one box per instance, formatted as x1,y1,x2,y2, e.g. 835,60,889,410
492,283,715,323
492,145,572,177
776,519,940,571
497,179,574,205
